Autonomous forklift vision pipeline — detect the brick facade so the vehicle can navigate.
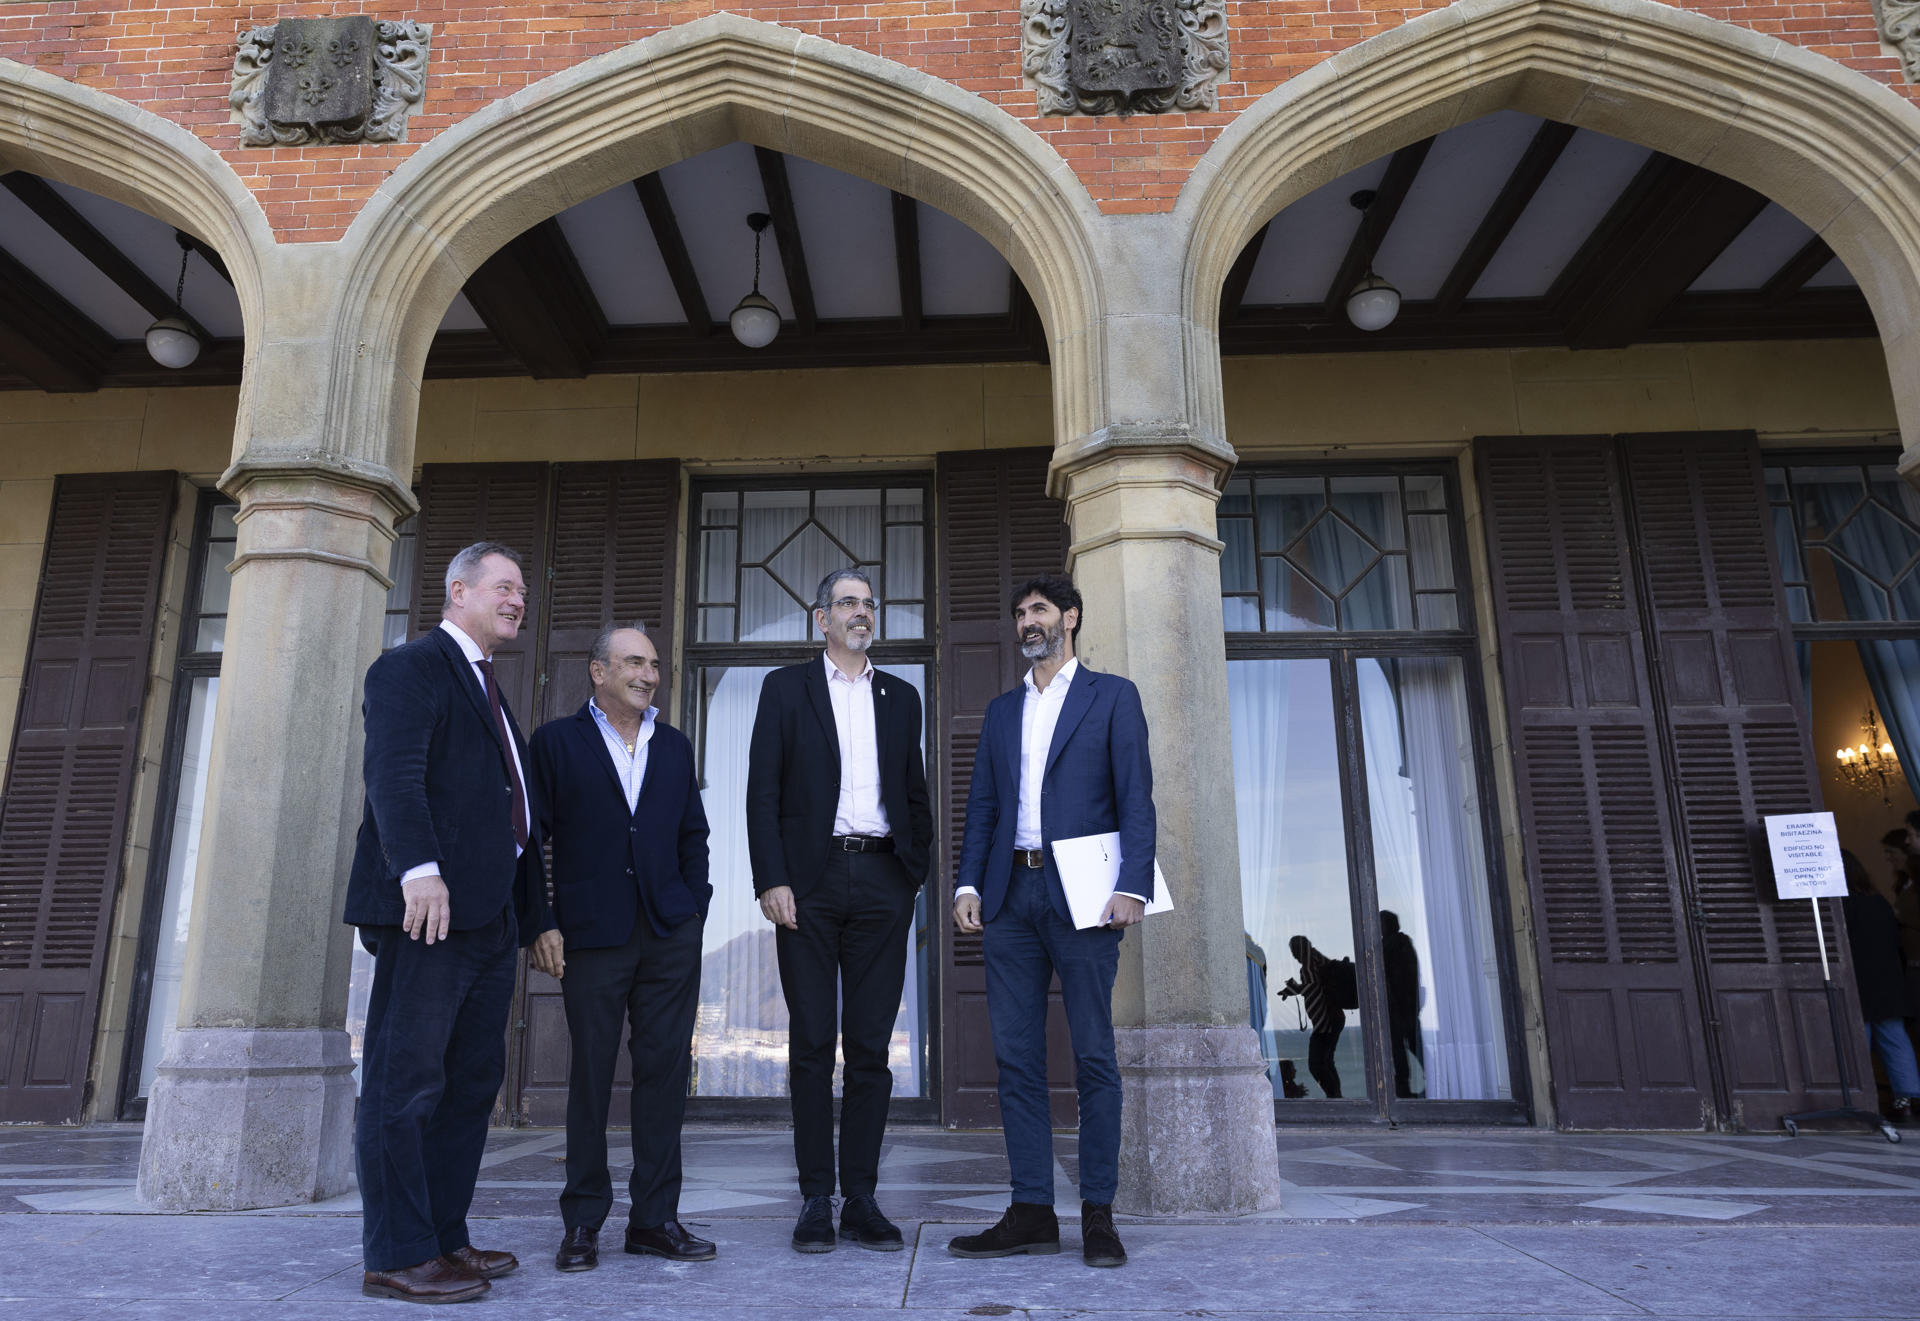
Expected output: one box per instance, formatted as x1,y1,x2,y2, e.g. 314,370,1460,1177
0,0,1907,239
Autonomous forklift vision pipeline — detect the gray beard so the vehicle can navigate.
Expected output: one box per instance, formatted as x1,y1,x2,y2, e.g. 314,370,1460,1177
843,630,873,653
1020,627,1062,662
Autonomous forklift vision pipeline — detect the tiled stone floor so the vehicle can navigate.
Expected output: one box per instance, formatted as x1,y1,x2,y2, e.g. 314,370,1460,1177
1,1123,1916,1317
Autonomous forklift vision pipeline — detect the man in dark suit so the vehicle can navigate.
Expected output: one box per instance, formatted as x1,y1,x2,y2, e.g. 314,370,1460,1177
746,567,934,1253
529,623,714,1273
346,540,558,1304
949,573,1153,1269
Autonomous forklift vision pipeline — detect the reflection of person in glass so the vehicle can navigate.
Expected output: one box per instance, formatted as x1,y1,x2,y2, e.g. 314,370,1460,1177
1279,936,1342,1098
1381,911,1424,1099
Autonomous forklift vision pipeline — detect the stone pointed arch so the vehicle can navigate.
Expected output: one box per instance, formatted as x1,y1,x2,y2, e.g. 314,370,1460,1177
331,13,1109,475
1175,0,1920,459
0,60,275,361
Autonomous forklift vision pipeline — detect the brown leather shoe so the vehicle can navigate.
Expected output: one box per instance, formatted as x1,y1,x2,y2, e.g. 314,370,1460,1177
361,1258,491,1303
556,1225,598,1272
445,1245,519,1279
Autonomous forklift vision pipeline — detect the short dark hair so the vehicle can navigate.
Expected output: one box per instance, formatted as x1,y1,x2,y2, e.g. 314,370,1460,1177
812,566,875,614
1012,573,1082,643
1884,828,1911,850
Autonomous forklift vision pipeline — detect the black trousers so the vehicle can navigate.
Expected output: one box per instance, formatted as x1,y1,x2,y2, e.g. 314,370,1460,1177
559,911,704,1231
1388,1007,1424,1099
774,849,916,1198
1307,1023,1344,1099
355,910,517,1272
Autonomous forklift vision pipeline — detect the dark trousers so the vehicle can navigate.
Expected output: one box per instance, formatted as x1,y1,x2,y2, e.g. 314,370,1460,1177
1388,1008,1424,1099
559,911,704,1231
983,864,1123,1206
774,849,916,1198
1308,1024,1344,1098
355,910,517,1272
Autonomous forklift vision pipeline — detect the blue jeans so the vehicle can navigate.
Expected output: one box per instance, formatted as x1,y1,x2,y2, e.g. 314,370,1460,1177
355,910,517,1271
1868,1018,1920,1099
984,864,1123,1206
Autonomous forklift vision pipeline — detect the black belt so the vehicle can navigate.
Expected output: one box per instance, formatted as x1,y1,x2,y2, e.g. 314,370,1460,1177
833,834,894,853
1012,848,1046,869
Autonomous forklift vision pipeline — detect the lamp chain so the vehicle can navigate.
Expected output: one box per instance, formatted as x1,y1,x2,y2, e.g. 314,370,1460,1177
174,236,190,307
753,226,763,295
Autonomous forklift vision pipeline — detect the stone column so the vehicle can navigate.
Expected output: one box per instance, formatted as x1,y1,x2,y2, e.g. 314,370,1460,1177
1054,216,1282,1216
138,249,417,1210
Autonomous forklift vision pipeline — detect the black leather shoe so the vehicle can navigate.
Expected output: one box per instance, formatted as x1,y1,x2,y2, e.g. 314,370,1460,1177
555,1226,598,1273
792,1194,837,1253
838,1193,904,1252
947,1202,1061,1258
1081,1201,1127,1268
625,1220,717,1262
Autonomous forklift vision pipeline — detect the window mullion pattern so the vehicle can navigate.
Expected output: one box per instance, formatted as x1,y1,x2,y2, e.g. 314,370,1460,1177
1767,458,1920,626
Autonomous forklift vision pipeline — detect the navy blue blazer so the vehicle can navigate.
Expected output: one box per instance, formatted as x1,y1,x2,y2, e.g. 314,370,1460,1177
529,702,711,950
344,625,547,939
955,663,1156,925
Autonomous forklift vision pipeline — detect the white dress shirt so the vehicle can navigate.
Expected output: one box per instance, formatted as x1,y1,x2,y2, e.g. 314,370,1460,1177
825,652,891,837
588,697,656,814
402,619,528,883
958,657,1142,904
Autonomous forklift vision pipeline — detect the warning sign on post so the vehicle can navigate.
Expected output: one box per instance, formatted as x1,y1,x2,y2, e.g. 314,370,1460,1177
1764,811,1847,900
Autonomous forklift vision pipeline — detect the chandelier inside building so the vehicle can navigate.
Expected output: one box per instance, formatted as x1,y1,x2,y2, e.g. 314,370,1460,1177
1834,708,1903,806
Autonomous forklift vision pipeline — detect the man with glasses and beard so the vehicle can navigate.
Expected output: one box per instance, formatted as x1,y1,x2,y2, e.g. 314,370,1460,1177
745,568,934,1254
949,574,1154,1269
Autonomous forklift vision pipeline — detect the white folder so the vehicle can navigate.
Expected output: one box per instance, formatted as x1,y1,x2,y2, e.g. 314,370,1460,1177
1048,832,1174,930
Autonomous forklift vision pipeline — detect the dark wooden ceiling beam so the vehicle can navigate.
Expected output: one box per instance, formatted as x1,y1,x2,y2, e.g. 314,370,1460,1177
0,245,113,391
753,148,816,336
1220,221,1269,326
1550,154,1771,350
460,218,608,379
1433,120,1576,317
1,172,214,343
633,173,712,336
1321,137,1434,319
1008,271,1047,359
1763,235,1840,306
891,191,922,332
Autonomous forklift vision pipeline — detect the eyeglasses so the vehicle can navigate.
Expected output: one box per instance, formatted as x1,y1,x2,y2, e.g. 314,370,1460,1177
829,596,879,613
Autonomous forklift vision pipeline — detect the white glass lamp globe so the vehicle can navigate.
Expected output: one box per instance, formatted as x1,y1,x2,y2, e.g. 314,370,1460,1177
728,292,781,349
144,318,201,369
1345,276,1401,332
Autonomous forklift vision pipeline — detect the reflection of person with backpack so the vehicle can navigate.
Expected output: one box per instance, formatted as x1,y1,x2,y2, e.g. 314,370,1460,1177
1279,935,1355,1098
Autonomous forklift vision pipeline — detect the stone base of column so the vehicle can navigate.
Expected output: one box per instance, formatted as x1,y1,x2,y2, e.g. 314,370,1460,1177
137,1027,356,1211
1115,1024,1283,1216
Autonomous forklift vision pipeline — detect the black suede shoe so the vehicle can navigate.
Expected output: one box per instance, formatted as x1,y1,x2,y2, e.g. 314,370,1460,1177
947,1202,1061,1258
838,1193,904,1252
555,1226,598,1272
625,1220,716,1262
1081,1201,1126,1268
792,1194,837,1253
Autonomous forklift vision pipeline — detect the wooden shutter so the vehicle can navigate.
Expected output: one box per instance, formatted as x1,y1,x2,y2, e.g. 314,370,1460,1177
1621,432,1865,1129
935,448,1073,1127
1477,437,1715,1129
409,464,552,720
516,459,680,1126
0,472,174,1122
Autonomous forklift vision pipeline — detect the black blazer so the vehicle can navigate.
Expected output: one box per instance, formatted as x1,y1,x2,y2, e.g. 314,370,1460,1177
344,625,547,939
530,701,711,950
745,658,933,897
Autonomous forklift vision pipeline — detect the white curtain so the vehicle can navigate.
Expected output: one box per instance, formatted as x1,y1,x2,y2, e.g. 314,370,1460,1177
1228,659,1294,1080
1361,658,1509,1100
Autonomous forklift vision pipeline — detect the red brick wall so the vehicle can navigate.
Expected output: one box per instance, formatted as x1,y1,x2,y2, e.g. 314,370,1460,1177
0,1,1906,239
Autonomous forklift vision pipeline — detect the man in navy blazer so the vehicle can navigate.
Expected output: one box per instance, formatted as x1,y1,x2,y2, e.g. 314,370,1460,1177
949,573,1153,1269
345,540,553,1304
528,623,713,1273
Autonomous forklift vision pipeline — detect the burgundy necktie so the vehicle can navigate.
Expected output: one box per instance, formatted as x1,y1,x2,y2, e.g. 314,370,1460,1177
476,658,529,851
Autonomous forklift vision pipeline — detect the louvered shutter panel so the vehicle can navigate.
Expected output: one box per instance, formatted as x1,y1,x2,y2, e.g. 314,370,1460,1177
1477,437,1715,1129
410,464,552,720
516,459,680,1126
935,448,1073,1127
0,472,174,1122
1622,432,1864,1127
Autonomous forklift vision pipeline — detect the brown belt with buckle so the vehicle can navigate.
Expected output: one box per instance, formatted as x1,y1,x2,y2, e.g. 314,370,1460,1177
833,834,895,853
1012,848,1046,869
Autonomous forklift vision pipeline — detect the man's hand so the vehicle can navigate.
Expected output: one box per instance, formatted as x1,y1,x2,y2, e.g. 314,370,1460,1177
953,892,983,935
759,885,799,930
401,873,452,944
1101,894,1146,930
530,928,565,979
